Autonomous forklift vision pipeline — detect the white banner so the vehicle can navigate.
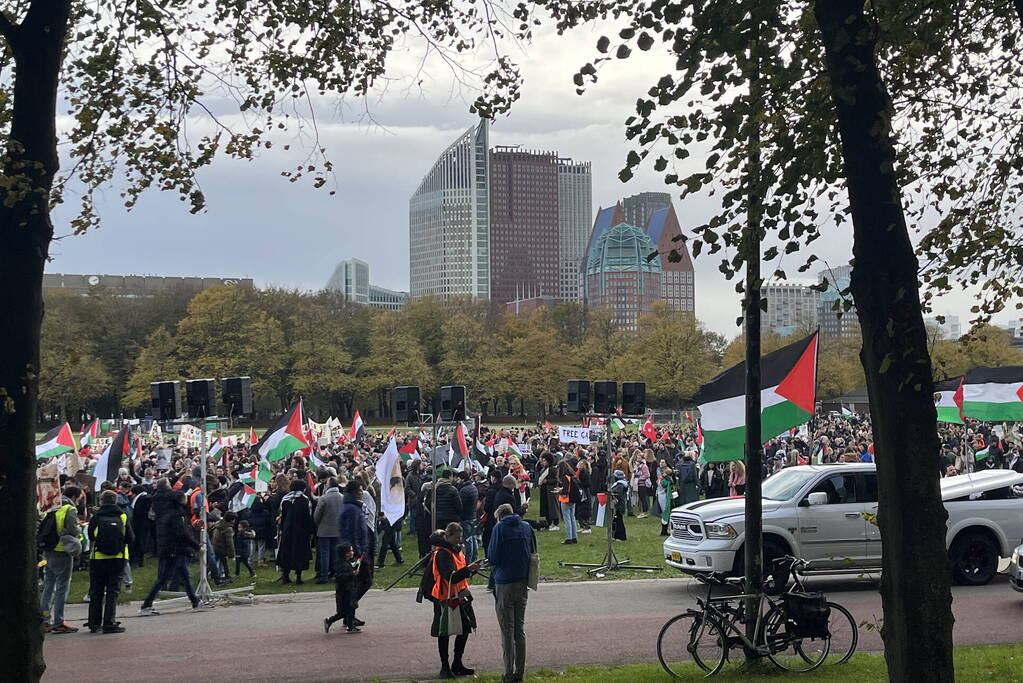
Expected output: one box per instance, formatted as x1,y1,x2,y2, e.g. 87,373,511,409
375,437,406,525
558,426,591,445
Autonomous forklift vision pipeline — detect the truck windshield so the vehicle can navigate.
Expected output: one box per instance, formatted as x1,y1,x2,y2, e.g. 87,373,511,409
762,469,818,501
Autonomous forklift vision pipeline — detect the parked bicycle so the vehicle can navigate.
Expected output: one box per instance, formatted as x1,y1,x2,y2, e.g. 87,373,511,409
656,556,858,677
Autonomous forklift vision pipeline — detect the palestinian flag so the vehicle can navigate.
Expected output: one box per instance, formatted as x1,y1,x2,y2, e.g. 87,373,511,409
130,432,143,458
79,418,99,456
473,439,492,467
609,417,625,434
255,402,308,462
36,423,76,460
694,331,818,463
934,377,965,424
232,484,258,511
92,426,130,491
349,411,366,442
974,445,990,461
399,438,419,462
641,416,657,442
208,437,225,466
962,366,1023,422
257,458,273,482
239,466,257,485
450,423,469,469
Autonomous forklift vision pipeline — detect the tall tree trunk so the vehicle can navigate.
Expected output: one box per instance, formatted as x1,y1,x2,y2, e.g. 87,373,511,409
0,3,72,680
813,2,954,680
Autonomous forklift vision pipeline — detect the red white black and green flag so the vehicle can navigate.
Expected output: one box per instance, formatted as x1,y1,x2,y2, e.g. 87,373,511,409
79,418,99,455
255,401,308,462
962,366,1023,422
694,331,818,463
36,423,76,460
933,376,965,424
349,410,366,442
93,426,130,491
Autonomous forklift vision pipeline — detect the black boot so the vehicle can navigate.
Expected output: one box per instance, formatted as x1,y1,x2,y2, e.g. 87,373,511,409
438,662,454,679
451,662,475,676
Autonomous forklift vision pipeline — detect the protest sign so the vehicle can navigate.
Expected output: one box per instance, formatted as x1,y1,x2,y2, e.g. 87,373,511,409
558,426,591,445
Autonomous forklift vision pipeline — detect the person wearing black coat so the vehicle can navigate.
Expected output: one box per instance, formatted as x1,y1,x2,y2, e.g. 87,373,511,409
480,469,503,558
493,475,527,518
139,490,202,614
432,472,463,531
247,495,274,566
276,480,314,584
130,485,153,567
699,463,728,499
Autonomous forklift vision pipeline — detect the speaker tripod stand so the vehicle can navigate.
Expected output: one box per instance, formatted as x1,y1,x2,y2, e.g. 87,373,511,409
560,411,663,577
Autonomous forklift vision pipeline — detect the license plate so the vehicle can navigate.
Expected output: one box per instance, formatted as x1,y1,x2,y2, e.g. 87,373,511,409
671,552,681,562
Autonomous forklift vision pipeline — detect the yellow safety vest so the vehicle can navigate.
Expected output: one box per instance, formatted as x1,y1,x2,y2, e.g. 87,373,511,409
52,504,75,552
91,513,130,560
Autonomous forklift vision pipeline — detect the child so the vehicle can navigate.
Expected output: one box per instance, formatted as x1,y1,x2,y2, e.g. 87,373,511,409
235,519,256,578
211,511,236,582
324,541,360,634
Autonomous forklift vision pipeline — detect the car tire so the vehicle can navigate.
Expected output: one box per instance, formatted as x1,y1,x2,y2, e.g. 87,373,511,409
731,538,788,581
949,531,998,586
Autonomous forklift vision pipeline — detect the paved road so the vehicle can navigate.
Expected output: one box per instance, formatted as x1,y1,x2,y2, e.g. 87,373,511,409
43,573,1023,682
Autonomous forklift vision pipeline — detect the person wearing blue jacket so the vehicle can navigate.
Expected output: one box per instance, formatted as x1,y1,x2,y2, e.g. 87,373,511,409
487,504,535,683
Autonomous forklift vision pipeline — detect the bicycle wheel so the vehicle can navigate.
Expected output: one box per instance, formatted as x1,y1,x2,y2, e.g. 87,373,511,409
823,601,858,664
657,610,728,677
763,604,830,672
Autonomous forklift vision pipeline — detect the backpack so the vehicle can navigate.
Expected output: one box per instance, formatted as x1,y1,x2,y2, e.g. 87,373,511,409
94,514,126,556
37,510,61,550
417,552,438,604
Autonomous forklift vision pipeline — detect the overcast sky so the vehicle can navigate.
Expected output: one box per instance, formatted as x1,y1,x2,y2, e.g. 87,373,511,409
47,22,1004,337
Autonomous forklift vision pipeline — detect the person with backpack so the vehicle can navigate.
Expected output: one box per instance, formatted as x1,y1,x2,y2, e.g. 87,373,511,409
86,489,135,633
39,485,83,634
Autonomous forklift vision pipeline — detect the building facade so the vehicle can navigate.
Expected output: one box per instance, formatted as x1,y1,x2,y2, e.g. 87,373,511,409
368,284,409,311
584,221,663,331
645,204,695,314
763,282,820,336
817,264,858,339
925,315,962,340
42,273,252,297
557,160,593,302
488,147,561,303
325,258,370,304
409,120,491,299
623,191,671,229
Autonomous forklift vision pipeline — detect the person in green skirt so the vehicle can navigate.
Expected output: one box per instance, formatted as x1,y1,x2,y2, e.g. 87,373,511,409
656,462,676,537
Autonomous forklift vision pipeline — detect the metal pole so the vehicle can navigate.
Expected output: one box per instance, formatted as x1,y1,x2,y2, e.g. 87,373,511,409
431,417,439,532
743,11,764,647
196,417,212,602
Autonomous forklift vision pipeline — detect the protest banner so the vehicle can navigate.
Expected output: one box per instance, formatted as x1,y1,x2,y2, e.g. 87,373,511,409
558,426,591,445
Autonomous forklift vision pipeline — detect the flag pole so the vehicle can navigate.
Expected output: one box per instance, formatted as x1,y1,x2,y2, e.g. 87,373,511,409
196,415,213,603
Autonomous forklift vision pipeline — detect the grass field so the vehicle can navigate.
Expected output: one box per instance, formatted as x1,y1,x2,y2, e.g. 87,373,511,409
66,504,677,602
455,643,1023,681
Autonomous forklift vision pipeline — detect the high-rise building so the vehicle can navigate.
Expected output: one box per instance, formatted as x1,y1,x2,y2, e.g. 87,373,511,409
584,221,663,331
325,258,370,304
488,147,560,303
645,204,695,314
409,120,490,299
924,315,962,340
557,159,592,302
763,282,820,336
817,264,858,339
623,191,671,229
326,259,408,311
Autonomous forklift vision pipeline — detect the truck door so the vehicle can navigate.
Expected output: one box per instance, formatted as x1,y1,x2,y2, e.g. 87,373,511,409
797,473,869,569
860,473,882,563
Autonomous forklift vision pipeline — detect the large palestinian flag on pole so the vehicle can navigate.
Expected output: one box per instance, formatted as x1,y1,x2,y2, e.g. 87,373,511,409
255,402,308,462
962,366,1023,422
934,376,965,424
93,426,130,491
694,332,818,463
36,423,76,460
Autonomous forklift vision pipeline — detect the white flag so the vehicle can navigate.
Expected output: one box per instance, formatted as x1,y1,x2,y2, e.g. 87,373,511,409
375,437,406,525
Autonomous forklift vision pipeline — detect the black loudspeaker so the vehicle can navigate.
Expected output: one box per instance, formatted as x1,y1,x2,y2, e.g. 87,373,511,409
622,382,647,415
150,381,182,420
440,385,466,421
593,381,617,414
221,377,253,416
567,380,591,413
393,386,420,423
186,379,216,417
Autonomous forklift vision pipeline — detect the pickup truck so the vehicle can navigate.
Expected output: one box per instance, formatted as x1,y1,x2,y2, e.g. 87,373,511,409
663,463,1023,586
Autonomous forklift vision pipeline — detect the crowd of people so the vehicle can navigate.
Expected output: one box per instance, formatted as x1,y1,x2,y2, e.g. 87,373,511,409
35,411,1022,677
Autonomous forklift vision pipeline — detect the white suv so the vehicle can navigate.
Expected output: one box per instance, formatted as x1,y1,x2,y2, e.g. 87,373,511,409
663,464,1023,586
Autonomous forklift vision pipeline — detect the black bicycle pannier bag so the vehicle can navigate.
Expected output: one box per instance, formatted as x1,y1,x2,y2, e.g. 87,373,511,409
782,592,831,639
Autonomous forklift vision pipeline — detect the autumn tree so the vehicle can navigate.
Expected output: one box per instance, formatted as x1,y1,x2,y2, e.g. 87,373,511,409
359,311,435,416
36,293,110,421
120,327,182,413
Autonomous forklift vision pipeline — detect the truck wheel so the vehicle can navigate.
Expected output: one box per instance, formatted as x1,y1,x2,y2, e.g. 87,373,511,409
950,532,998,586
732,538,788,582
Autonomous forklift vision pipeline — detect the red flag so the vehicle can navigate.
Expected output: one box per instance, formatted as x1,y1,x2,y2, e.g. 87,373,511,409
399,438,418,455
641,416,657,442
249,426,258,445
544,420,554,432
953,376,965,422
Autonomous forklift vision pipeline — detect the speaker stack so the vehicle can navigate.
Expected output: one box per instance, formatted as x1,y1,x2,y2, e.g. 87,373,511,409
593,381,618,414
186,379,216,417
566,380,591,413
393,386,421,423
621,382,647,415
440,385,466,421
221,377,253,416
150,381,183,421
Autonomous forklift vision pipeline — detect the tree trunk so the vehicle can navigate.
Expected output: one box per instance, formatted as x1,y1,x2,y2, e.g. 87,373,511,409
813,2,955,680
0,3,72,680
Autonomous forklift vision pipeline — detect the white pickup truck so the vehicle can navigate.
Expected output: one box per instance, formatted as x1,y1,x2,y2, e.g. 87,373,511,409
663,463,1023,586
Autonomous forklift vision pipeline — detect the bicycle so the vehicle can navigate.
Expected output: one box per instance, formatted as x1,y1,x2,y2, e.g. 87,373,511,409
656,556,858,677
